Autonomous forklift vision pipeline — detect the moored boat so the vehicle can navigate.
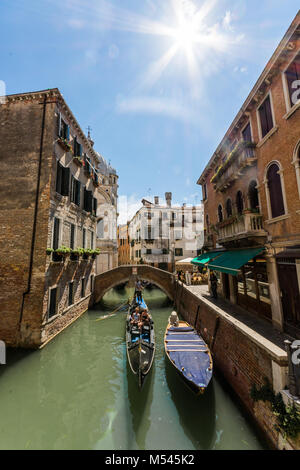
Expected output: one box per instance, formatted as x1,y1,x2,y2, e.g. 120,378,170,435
164,318,213,395
126,296,155,388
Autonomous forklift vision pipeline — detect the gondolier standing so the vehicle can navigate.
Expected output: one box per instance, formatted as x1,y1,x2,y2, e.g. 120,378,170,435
135,279,143,303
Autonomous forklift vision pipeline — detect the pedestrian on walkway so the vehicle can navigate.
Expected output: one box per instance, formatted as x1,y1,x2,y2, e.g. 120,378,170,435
210,271,218,299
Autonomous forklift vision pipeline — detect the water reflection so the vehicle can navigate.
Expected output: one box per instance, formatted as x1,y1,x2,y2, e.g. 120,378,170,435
0,286,266,450
165,359,216,450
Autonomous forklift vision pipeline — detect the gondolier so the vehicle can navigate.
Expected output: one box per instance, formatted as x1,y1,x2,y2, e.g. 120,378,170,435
135,279,143,302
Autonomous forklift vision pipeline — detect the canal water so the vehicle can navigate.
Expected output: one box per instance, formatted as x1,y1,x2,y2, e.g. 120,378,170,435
0,287,267,450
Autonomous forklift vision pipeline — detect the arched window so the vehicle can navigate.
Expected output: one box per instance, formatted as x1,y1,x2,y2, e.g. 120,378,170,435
236,191,244,215
218,205,223,223
248,181,259,211
97,218,104,239
266,164,285,218
226,199,232,218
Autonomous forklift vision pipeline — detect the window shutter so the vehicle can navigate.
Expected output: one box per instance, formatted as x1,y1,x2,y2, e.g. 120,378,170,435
242,123,252,142
57,113,62,137
70,224,75,250
62,167,70,196
259,96,273,138
66,125,70,141
70,175,75,203
79,143,82,157
56,161,63,194
93,197,98,216
49,288,57,318
75,180,81,206
74,137,77,155
53,218,60,250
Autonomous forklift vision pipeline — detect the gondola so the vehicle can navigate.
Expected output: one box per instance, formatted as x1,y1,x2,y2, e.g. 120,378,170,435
164,319,213,395
126,295,155,388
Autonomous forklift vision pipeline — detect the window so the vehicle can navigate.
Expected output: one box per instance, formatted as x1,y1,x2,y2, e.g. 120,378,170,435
84,188,93,213
203,183,207,200
70,224,75,250
83,228,86,249
52,217,60,250
266,163,285,218
58,114,70,140
49,287,57,318
97,219,104,239
284,51,300,107
218,205,223,223
73,137,82,157
226,199,232,218
258,95,274,138
146,249,152,255
175,230,182,240
56,162,70,196
135,250,139,258
175,248,183,257
248,181,259,211
71,176,81,206
91,231,94,250
68,282,74,307
81,278,86,298
242,122,252,143
236,191,244,215
92,197,98,217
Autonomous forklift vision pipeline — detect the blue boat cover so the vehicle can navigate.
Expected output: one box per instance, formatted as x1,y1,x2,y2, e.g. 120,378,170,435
135,297,147,310
166,327,212,389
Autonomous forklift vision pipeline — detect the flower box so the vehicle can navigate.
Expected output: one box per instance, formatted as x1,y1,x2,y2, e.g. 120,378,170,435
58,138,72,153
73,156,84,166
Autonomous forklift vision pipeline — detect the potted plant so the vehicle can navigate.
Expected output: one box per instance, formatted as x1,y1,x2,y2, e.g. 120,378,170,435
46,248,54,256
55,246,71,258
91,249,101,259
73,156,83,166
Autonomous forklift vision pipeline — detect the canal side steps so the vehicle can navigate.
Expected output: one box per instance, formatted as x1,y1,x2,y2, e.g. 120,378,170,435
174,281,300,450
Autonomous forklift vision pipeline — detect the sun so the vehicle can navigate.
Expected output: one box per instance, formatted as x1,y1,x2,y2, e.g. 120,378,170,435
174,20,199,52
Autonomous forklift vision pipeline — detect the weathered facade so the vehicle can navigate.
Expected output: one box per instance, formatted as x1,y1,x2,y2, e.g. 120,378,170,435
117,223,131,266
198,12,300,338
0,88,107,348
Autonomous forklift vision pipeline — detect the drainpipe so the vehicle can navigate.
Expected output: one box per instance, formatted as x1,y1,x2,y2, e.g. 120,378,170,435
17,94,48,345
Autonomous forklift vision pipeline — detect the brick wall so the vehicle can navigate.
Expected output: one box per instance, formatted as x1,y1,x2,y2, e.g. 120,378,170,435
176,283,300,450
0,94,56,347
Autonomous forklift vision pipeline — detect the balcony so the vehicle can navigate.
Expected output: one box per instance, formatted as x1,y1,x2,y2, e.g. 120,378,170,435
211,143,257,193
216,212,267,245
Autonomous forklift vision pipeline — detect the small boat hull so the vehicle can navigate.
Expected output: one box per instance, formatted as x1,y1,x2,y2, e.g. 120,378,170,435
126,296,155,388
164,321,213,395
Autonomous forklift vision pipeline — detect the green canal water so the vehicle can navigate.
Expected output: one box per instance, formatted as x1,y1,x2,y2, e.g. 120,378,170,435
0,287,267,450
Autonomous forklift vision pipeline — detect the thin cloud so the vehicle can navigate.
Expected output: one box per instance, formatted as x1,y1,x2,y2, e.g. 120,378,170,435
116,96,196,123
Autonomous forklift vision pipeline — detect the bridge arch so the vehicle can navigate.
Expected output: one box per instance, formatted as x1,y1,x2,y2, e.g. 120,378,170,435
93,265,176,304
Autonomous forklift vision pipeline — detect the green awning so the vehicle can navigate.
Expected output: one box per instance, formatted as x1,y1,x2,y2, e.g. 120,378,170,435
207,247,265,276
191,251,223,266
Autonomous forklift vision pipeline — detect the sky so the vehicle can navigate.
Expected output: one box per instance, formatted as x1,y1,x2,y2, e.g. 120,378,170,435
1,0,299,224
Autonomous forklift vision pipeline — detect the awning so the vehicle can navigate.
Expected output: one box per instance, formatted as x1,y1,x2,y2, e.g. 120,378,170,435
176,258,194,265
208,247,265,276
191,251,223,266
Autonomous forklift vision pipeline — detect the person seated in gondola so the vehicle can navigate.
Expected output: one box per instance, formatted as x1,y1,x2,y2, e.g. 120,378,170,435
130,307,140,326
139,309,150,329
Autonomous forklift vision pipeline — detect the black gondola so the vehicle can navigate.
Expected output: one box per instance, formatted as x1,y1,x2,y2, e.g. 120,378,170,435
126,296,155,388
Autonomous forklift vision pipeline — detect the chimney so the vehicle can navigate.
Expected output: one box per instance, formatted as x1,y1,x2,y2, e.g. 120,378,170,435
154,196,159,205
165,192,172,207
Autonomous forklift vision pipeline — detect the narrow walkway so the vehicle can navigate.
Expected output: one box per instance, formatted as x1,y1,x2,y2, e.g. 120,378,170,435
183,283,288,364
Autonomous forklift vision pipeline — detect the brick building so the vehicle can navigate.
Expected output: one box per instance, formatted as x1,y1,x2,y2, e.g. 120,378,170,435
197,12,300,337
0,88,110,348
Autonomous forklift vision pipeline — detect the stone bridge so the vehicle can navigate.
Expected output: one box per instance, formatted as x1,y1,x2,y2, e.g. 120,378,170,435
93,265,176,304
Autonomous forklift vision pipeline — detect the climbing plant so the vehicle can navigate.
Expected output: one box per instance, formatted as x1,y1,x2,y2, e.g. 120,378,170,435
250,378,300,439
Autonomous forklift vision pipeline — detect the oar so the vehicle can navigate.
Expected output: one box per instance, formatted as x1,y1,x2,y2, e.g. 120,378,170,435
95,299,130,322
